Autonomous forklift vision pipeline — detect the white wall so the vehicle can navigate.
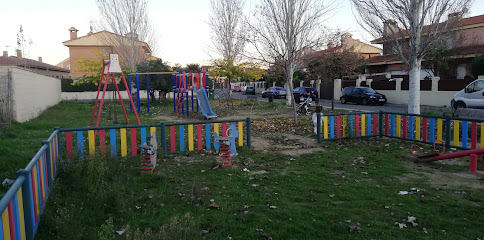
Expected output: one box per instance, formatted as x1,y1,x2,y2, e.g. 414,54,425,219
334,76,459,107
377,90,457,107
0,66,61,122
62,90,150,101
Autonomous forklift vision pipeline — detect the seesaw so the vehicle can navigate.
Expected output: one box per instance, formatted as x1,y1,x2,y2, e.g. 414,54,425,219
410,140,484,174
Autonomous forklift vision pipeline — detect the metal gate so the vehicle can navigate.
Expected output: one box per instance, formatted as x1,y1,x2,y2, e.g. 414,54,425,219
0,70,13,130
320,81,334,100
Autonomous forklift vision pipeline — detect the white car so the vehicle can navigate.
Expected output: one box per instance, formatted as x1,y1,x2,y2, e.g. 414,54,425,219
451,79,484,109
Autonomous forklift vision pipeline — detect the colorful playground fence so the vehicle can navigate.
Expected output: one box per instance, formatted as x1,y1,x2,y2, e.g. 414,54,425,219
316,111,484,150
60,118,251,159
0,129,60,240
0,118,250,240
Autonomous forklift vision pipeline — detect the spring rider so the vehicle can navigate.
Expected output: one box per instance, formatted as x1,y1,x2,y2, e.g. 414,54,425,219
213,123,239,167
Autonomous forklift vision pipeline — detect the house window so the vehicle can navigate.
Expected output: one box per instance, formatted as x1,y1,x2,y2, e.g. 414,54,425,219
456,64,466,79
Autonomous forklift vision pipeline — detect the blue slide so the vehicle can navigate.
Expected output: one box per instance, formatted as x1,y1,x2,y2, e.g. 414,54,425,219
196,87,217,119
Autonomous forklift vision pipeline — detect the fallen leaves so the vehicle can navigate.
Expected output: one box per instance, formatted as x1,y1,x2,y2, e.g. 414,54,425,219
209,202,220,209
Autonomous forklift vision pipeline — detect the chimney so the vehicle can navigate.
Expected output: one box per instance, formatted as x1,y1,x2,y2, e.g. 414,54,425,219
327,42,334,49
341,33,353,49
448,12,463,25
2,51,7,57
16,49,22,59
69,27,78,40
383,19,398,37
38,57,42,62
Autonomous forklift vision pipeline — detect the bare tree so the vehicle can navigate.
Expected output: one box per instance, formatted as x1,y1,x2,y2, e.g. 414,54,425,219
209,0,246,63
209,0,246,99
94,0,156,71
245,0,335,123
351,0,472,114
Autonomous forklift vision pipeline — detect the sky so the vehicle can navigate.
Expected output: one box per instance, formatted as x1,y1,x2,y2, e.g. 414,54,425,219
1,0,484,68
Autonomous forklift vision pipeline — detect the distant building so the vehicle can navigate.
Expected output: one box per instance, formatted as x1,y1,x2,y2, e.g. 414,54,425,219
310,33,383,59
61,27,157,79
0,50,69,79
366,13,484,79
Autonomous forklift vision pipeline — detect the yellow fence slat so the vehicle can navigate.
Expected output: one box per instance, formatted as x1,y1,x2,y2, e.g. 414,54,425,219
188,124,194,151
150,127,156,136
415,117,421,140
18,188,26,240
481,122,484,148
361,114,366,136
453,120,459,146
323,116,328,139
214,123,219,136
437,118,443,141
2,208,11,240
88,130,95,156
342,116,347,137
396,115,401,137
238,122,243,147
120,128,127,157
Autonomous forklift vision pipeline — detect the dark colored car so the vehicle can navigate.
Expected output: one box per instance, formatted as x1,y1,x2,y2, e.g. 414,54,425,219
262,87,287,99
340,87,387,105
244,86,256,95
293,87,318,103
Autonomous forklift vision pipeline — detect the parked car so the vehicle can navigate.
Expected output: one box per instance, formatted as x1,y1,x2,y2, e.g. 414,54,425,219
340,87,387,105
232,85,242,92
244,86,256,95
293,87,318,103
451,79,484,109
262,87,287,98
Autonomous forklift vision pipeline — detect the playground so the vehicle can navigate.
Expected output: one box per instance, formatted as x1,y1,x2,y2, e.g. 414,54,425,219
0,57,483,239
0,96,481,239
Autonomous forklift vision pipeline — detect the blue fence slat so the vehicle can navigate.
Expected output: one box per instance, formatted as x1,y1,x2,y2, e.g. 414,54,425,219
0,216,3,240
13,193,21,239
409,116,414,140
141,127,147,145
430,118,435,143
110,129,116,157
179,125,185,152
390,114,395,137
367,114,371,136
77,131,84,159
205,124,211,150
330,116,334,139
462,121,468,148
349,115,353,136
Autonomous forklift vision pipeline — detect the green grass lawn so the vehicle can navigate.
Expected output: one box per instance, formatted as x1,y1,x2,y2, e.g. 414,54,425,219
1,100,482,239
35,139,484,240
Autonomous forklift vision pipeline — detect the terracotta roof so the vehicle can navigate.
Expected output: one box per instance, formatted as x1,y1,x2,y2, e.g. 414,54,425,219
372,14,484,44
450,44,484,56
365,44,484,65
0,56,70,72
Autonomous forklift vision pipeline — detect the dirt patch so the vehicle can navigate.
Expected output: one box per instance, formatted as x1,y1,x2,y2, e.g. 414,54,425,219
252,133,324,156
401,159,484,189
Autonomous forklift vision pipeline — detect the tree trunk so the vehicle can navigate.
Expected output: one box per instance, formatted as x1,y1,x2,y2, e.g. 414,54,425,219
285,65,298,124
408,59,421,114
158,90,167,101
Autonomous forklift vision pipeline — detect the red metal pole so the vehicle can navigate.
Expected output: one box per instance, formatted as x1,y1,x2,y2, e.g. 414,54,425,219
119,72,141,125
94,72,111,128
90,71,106,127
113,74,130,125
419,147,484,162
470,154,477,174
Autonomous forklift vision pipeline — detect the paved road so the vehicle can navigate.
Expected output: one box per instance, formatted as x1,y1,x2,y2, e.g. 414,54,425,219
231,92,446,114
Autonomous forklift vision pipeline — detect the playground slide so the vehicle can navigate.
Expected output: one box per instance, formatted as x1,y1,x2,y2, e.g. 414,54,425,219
196,87,217,119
